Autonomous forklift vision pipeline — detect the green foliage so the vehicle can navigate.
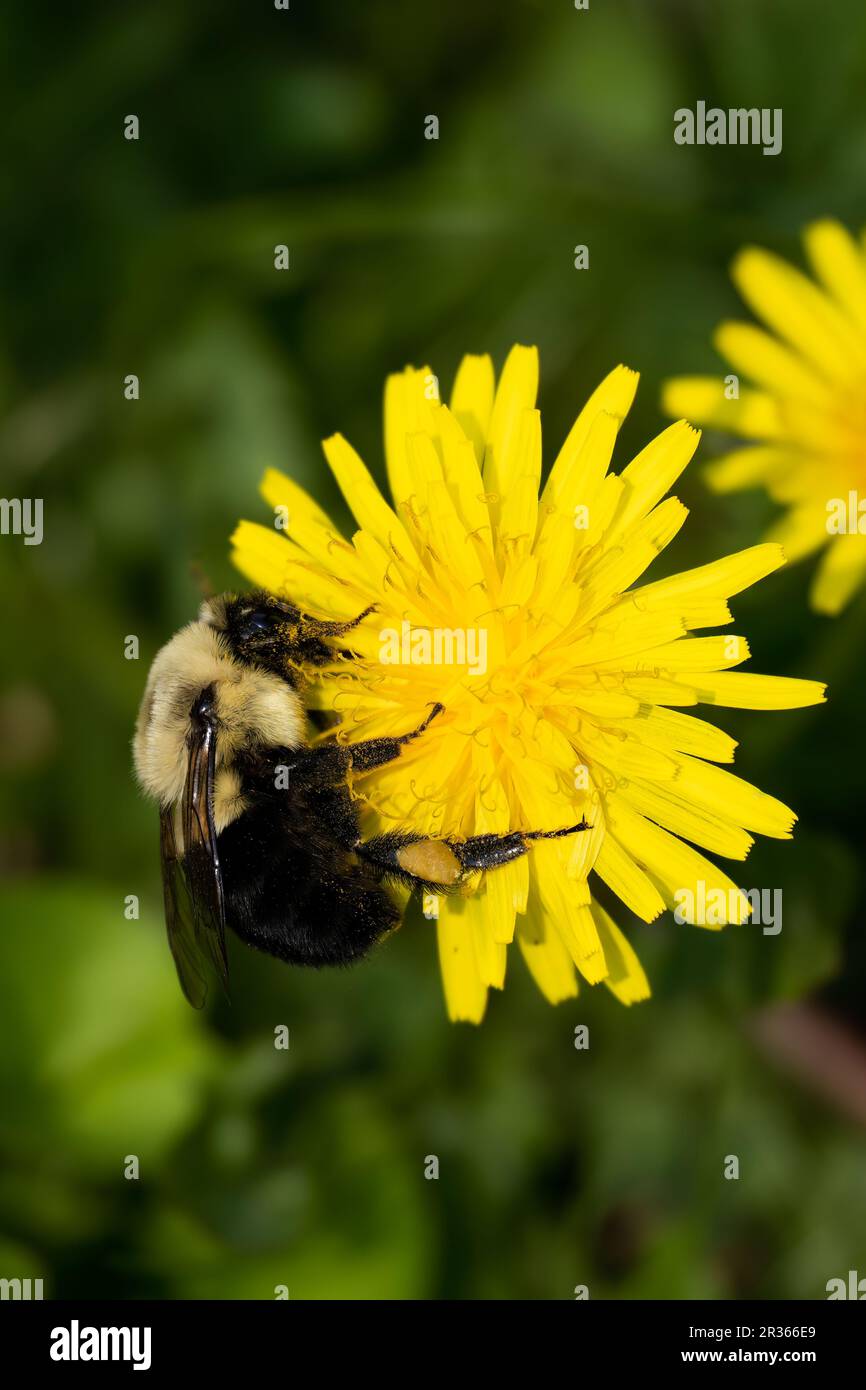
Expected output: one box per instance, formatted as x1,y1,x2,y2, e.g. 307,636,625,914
0,881,216,1171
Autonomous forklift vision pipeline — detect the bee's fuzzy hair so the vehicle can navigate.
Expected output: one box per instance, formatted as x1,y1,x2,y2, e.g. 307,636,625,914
133,620,305,808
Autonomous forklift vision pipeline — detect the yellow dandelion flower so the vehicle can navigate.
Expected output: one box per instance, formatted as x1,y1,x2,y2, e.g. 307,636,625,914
231,347,825,1023
663,219,866,614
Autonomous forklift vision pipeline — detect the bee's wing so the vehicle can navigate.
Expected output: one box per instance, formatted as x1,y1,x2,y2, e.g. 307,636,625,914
159,694,229,1007
159,803,208,1008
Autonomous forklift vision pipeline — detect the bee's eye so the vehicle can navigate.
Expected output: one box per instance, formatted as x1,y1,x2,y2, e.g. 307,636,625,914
237,610,272,641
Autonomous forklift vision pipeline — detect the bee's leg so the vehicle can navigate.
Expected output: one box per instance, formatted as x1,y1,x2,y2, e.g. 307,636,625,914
299,603,377,637
448,819,591,873
354,831,464,892
259,592,377,638
353,818,592,892
284,604,378,671
291,704,444,788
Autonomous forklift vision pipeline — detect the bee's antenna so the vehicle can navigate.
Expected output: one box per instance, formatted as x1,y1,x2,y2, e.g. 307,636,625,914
190,560,216,600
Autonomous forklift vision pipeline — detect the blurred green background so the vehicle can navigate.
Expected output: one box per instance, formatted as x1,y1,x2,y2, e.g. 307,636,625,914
2,0,865,1300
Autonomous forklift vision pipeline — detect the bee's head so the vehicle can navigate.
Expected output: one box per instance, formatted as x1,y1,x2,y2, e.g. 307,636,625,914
204,591,305,681
203,590,371,684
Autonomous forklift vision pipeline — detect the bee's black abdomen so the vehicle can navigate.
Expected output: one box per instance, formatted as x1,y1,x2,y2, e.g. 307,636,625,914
217,792,399,968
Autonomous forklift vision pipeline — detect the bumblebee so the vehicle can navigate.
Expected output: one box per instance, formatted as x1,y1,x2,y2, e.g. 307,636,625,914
133,591,588,1005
